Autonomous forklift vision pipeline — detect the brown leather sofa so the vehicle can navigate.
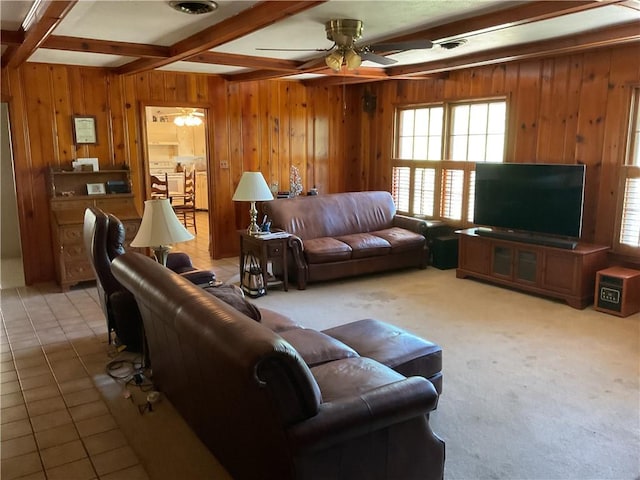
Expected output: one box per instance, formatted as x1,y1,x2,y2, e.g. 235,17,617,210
112,252,445,480
262,191,429,289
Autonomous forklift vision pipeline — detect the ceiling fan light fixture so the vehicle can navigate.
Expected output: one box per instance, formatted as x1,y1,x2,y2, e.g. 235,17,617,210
173,113,202,127
325,51,344,72
169,1,218,15
344,48,361,70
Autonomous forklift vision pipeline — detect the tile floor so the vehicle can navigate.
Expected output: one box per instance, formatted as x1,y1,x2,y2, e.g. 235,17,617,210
1,211,237,479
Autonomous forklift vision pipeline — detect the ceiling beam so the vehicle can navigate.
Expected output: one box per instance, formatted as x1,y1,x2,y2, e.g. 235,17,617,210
379,0,624,45
387,21,640,77
0,30,24,45
301,71,447,88
115,0,327,75
44,36,169,58
189,52,303,72
2,0,77,69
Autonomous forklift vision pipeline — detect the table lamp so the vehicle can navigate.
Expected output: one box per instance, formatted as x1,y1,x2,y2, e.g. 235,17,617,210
232,171,273,235
131,198,194,266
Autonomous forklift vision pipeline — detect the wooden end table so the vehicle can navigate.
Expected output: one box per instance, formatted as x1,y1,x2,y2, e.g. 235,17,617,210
239,231,289,293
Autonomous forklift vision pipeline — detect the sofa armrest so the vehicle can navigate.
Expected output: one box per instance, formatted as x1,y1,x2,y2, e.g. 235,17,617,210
287,376,437,453
392,214,429,236
165,252,194,272
287,235,308,290
179,269,216,286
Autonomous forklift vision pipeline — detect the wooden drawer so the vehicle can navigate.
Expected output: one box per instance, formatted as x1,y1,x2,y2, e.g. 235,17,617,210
62,258,93,284
268,243,284,257
95,197,139,217
61,243,86,261
59,226,83,245
51,199,93,211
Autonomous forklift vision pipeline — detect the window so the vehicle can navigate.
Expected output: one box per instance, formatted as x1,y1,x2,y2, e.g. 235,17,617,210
615,87,640,253
392,99,506,225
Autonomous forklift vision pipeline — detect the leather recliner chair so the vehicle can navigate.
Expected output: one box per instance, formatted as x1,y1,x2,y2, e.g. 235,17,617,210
83,207,215,352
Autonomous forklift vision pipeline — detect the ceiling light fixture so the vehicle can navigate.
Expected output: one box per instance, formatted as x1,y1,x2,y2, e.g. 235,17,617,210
325,51,344,72
344,48,362,70
174,114,203,127
168,0,218,15
325,47,363,72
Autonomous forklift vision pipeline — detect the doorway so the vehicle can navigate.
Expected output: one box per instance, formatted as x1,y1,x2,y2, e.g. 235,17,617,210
0,102,25,288
143,105,211,258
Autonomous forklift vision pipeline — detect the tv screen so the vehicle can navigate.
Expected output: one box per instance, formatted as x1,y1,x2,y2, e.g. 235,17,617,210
474,163,585,239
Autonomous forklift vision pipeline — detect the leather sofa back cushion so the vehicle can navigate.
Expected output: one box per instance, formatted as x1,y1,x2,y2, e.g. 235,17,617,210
263,191,397,240
279,329,359,367
335,233,391,259
202,284,261,321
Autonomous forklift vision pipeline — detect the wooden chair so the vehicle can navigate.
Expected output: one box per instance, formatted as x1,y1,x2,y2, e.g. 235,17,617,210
150,173,170,200
173,169,197,233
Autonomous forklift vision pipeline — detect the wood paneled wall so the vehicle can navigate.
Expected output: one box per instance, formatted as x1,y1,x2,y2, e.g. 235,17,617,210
1,64,354,284
2,43,638,285
352,44,640,247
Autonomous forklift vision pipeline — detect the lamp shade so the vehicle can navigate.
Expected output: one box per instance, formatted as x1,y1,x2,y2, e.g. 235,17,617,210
232,172,273,202
131,198,194,248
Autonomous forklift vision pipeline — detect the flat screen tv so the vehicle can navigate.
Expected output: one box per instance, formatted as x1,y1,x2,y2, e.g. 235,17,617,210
474,163,586,240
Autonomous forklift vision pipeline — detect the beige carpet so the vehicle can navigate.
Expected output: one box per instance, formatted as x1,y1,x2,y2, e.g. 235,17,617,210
251,267,640,480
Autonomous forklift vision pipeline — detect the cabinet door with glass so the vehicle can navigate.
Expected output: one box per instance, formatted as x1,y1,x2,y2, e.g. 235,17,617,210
491,244,540,284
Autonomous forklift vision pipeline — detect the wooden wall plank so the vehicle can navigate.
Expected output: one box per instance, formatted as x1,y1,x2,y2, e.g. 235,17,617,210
575,49,612,239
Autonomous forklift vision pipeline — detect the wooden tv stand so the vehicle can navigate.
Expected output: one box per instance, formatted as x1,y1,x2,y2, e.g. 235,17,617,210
456,229,609,309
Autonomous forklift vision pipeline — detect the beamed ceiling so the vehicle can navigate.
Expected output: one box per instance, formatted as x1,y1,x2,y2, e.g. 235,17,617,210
0,0,639,86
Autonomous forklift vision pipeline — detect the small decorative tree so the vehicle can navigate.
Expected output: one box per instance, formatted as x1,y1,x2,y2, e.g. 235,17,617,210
290,166,303,196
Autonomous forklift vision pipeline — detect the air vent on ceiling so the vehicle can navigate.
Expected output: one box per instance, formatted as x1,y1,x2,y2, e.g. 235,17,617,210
169,1,218,15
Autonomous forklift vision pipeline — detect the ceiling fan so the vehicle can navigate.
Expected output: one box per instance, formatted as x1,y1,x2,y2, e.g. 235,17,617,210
257,19,434,72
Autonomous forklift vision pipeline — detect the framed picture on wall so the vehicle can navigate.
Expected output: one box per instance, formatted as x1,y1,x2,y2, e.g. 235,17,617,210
72,115,97,145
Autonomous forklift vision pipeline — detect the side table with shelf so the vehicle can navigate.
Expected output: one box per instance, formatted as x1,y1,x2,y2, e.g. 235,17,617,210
239,232,289,295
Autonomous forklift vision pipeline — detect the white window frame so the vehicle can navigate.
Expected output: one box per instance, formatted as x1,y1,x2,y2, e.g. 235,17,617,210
614,86,640,256
392,98,507,227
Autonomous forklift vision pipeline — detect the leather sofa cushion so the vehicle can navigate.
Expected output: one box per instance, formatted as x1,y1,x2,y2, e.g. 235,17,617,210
202,284,261,321
279,329,359,367
335,233,391,259
260,308,304,332
310,357,406,402
262,191,397,240
371,227,425,253
303,237,352,264
323,319,442,383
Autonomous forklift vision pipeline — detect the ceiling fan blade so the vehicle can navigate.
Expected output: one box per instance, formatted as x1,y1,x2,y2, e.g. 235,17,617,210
256,47,331,52
360,52,397,66
370,39,433,51
298,56,326,70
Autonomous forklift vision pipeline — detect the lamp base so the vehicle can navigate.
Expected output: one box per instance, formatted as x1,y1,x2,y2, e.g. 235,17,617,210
152,246,171,266
247,201,262,236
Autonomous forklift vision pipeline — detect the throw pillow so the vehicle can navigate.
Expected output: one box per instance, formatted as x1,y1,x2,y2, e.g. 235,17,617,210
202,284,261,322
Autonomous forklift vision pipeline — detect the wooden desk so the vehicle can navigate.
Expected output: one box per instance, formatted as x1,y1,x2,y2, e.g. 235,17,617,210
239,232,289,294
